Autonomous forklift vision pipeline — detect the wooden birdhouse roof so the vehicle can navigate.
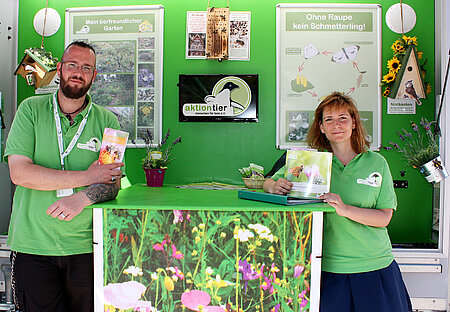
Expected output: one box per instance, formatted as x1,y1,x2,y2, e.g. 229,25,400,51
14,49,57,75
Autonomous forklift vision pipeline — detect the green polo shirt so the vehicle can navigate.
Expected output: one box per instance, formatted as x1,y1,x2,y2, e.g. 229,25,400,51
272,151,396,273
4,93,120,256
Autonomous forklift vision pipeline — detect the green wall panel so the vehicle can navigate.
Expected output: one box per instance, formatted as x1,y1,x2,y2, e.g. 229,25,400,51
17,0,436,244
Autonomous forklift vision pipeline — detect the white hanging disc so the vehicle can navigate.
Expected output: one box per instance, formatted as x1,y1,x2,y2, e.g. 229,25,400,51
33,8,61,36
385,3,416,34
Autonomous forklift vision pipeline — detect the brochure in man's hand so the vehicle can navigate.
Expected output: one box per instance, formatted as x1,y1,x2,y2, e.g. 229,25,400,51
285,149,333,199
98,128,129,165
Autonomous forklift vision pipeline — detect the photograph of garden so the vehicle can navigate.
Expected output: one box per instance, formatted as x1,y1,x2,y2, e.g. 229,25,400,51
105,107,135,140
92,41,136,73
139,50,156,62
91,74,135,107
138,102,154,127
138,37,155,49
103,209,314,312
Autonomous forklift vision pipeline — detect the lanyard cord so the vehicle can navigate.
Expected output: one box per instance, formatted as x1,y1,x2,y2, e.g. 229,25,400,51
53,93,92,169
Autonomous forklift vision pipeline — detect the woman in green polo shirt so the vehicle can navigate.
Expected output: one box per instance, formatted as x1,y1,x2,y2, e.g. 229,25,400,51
264,92,412,312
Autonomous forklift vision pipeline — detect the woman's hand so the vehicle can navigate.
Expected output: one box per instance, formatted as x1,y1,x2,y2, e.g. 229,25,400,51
263,178,292,195
319,192,394,227
319,193,348,216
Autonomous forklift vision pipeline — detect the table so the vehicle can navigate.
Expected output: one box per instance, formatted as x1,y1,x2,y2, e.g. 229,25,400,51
91,184,333,312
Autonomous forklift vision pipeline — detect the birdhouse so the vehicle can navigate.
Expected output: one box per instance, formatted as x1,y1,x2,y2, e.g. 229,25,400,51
205,6,230,61
389,45,426,105
14,48,57,89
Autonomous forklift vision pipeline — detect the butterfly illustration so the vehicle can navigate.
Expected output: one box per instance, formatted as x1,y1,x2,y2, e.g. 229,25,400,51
288,165,304,178
331,45,360,64
304,43,319,59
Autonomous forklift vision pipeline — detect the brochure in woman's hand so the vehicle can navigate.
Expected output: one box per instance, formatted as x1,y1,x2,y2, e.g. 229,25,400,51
285,150,332,199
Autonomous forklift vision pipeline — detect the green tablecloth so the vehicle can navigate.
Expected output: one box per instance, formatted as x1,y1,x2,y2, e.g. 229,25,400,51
90,184,334,212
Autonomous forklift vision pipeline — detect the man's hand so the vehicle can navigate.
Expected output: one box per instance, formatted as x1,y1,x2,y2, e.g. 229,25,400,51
46,191,91,221
85,160,124,185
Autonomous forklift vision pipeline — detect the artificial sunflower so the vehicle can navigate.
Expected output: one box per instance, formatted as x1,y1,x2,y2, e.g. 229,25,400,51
402,35,418,45
382,71,396,84
417,51,423,60
387,57,401,73
426,83,432,95
383,87,390,97
391,40,406,54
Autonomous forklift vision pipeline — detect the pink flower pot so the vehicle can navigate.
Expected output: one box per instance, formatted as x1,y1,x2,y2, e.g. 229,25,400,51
143,168,166,187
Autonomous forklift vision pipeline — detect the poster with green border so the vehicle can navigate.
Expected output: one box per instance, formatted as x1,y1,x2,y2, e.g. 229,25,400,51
276,4,381,150
99,208,320,312
66,5,164,146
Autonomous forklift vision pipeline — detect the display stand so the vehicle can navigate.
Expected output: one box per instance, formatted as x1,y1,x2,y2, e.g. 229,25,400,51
90,185,333,312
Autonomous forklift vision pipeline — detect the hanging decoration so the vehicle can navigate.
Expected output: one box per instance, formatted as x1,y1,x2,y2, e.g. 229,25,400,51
205,0,230,61
14,0,58,88
381,35,430,102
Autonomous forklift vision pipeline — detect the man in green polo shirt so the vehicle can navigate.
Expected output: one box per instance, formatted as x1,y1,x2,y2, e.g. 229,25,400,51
4,41,123,312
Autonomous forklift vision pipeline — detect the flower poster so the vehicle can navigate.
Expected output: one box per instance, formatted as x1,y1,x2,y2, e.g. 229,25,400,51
100,208,319,311
276,4,381,149
65,5,163,145
285,150,332,199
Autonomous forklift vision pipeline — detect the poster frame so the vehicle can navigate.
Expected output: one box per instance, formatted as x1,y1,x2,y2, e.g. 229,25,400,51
276,3,382,150
65,5,164,147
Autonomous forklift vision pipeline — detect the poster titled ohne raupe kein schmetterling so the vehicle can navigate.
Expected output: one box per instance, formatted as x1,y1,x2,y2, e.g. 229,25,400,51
179,74,258,122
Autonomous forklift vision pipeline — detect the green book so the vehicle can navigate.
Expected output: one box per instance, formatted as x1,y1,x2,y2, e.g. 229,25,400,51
238,190,323,205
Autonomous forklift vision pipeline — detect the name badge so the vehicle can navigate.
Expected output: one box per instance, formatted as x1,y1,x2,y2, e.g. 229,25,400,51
57,188,74,197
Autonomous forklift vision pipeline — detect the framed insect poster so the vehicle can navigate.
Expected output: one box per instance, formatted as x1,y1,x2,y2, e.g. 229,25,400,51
66,5,164,146
276,4,381,150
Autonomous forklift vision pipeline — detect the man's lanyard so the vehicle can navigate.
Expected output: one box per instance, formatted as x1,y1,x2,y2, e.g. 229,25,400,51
53,92,93,170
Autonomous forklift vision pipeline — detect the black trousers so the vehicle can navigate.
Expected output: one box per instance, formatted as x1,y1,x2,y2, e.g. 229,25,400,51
11,252,94,312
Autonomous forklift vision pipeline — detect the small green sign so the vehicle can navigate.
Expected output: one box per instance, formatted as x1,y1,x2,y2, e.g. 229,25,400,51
286,12,373,32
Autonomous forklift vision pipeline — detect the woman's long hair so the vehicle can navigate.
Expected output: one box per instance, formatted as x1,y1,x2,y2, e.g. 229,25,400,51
307,91,370,154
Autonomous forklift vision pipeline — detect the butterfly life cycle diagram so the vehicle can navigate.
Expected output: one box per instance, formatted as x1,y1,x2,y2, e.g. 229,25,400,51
291,42,366,96
277,4,381,149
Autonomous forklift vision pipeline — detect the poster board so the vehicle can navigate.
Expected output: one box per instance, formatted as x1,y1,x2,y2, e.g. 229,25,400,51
186,11,251,61
66,5,164,145
276,3,381,150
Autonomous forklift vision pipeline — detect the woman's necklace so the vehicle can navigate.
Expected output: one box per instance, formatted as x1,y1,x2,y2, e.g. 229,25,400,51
60,98,88,124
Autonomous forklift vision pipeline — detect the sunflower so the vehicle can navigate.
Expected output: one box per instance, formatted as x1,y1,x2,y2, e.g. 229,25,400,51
391,39,405,55
382,71,396,84
387,57,401,73
383,87,390,97
402,35,418,45
426,83,432,95
417,51,423,60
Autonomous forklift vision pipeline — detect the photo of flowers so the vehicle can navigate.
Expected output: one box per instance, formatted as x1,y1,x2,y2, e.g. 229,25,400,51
103,209,315,312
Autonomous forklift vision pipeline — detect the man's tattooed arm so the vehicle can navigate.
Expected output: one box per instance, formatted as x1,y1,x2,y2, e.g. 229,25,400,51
81,183,120,204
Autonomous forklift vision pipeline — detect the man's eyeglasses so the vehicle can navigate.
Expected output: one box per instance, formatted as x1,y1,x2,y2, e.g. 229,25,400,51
62,61,95,74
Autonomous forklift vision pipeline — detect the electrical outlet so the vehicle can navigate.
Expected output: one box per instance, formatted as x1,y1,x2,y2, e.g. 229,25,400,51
393,180,408,188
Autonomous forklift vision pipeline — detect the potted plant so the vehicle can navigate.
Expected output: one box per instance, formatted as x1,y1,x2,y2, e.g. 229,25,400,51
133,129,182,187
382,118,448,183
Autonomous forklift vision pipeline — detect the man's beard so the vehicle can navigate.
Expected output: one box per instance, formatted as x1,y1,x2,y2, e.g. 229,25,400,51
59,69,93,99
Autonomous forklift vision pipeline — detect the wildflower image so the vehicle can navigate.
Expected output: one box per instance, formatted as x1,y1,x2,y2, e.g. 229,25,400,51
103,209,316,311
